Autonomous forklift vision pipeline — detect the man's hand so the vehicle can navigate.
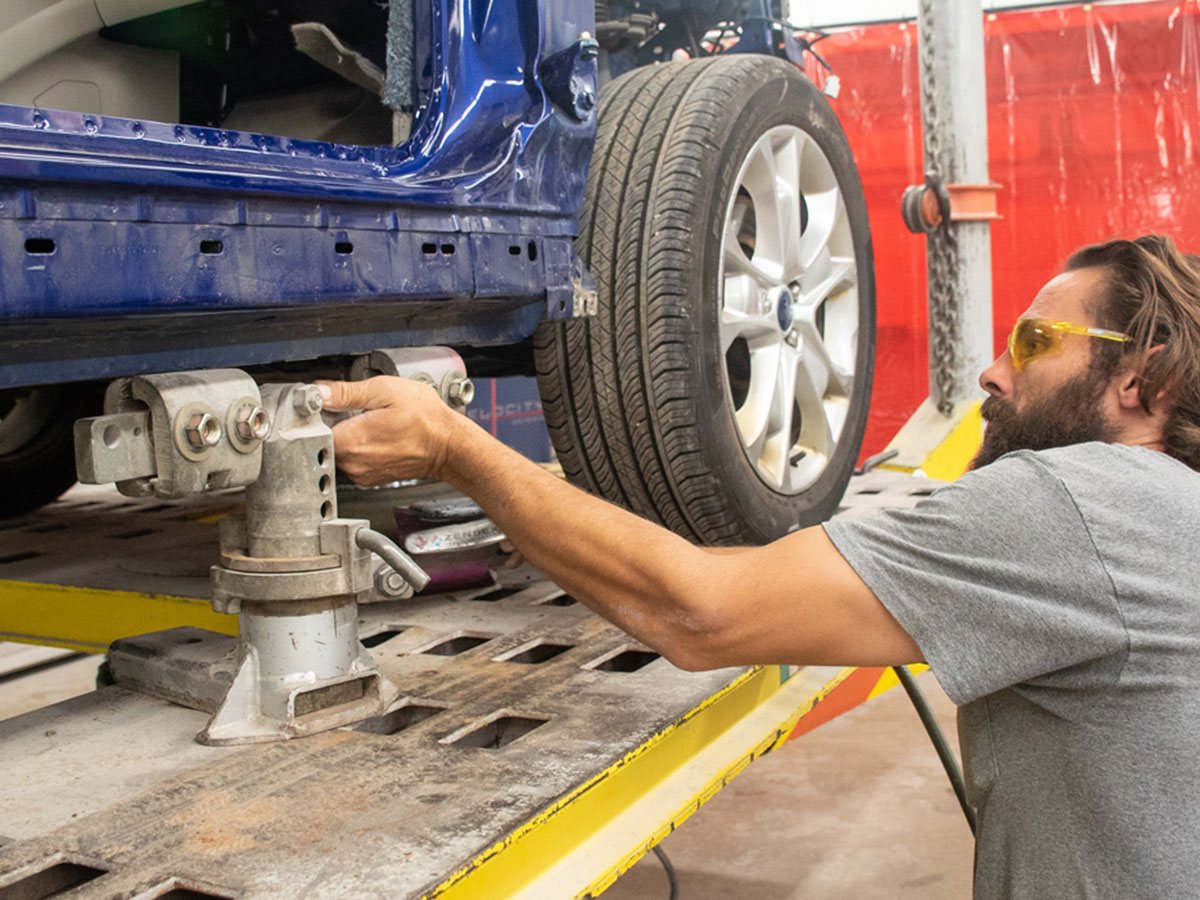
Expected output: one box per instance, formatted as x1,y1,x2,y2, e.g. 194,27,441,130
318,376,466,485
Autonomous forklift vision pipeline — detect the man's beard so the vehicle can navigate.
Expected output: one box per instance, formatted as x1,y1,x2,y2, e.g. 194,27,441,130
973,368,1117,469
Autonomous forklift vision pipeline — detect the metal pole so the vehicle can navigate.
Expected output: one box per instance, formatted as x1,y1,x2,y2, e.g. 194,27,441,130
918,0,993,414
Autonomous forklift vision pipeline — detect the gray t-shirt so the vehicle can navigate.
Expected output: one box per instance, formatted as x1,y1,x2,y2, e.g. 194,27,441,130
823,442,1200,900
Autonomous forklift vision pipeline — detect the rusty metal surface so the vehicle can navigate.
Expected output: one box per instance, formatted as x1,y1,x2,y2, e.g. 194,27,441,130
0,577,740,899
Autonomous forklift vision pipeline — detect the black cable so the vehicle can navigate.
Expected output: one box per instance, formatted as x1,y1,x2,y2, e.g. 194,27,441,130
652,844,680,900
892,665,978,836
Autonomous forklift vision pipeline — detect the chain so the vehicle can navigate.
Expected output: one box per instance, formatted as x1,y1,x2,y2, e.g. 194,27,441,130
918,0,961,416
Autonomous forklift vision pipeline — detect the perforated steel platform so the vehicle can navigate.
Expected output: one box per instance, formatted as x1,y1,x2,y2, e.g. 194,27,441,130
0,469,942,899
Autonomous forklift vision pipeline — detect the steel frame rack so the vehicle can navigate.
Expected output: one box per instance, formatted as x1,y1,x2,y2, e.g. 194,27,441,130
0,469,938,899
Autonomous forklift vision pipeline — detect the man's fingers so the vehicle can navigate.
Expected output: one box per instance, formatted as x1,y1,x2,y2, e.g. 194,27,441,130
317,377,395,412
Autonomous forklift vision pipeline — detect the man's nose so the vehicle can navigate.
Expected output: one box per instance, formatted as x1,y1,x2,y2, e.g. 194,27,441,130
978,351,1013,398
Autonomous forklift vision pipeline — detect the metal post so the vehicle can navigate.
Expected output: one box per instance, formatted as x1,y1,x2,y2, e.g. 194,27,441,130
918,0,993,414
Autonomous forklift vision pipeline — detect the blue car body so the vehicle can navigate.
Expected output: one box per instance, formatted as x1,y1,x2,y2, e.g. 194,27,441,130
0,0,597,389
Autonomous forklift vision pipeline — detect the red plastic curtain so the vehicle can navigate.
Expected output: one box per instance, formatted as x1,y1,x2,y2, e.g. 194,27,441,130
804,1,1200,457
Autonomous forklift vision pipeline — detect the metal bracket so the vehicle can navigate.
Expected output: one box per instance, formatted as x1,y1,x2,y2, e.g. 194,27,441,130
350,347,474,410
538,35,600,122
74,369,265,499
902,173,1002,233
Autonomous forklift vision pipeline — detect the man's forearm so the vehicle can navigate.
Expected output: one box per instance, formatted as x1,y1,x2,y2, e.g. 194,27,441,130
438,415,728,668
323,376,922,670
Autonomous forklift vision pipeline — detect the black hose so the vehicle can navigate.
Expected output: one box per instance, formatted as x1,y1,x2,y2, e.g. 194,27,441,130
653,844,679,900
892,665,978,836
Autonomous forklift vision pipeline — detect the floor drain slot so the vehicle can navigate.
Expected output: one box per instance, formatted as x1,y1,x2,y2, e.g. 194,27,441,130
420,635,494,656
498,642,572,665
537,593,577,607
361,628,406,648
590,649,660,672
355,701,447,735
449,714,548,749
0,858,108,899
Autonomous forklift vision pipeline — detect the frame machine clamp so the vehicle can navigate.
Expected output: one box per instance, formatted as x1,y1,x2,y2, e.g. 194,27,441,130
72,350,471,746
901,171,1002,233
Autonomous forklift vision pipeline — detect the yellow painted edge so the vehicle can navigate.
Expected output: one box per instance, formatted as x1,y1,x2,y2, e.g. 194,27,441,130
865,663,931,701
881,400,983,482
921,401,983,481
424,664,855,900
0,580,234,653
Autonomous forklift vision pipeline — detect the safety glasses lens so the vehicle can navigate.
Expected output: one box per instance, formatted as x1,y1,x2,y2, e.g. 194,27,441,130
1010,320,1059,370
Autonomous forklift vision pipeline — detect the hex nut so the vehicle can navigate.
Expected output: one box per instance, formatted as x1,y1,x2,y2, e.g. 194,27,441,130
184,412,223,450
374,566,413,600
293,385,324,418
234,405,271,442
446,376,475,407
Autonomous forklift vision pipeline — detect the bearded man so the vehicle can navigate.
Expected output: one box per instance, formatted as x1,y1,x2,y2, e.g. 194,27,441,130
321,234,1200,900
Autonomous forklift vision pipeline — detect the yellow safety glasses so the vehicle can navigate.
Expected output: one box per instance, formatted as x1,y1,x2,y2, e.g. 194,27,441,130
1007,318,1130,371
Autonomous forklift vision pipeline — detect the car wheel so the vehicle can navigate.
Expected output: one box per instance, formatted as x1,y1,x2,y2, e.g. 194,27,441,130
534,55,875,544
0,385,101,518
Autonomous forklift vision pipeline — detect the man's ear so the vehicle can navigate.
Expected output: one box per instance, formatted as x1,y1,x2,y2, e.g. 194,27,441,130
1115,364,1143,410
1116,346,1169,413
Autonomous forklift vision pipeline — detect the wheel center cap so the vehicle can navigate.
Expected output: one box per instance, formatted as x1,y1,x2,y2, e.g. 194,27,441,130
774,287,795,333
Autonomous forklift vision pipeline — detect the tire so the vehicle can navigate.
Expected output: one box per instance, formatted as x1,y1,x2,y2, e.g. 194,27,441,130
534,56,875,545
0,384,102,518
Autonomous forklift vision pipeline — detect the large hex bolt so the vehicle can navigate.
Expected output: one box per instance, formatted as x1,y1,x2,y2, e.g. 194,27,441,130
292,385,324,419
234,405,271,442
184,412,223,451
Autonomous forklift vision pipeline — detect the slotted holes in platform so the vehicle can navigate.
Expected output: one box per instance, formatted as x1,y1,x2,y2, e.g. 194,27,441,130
470,587,523,603
592,650,660,673
151,884,235,900
499,642,572,665
420,635,494,656
355,702,447,736
537,593,578,607
0,859,107,899
450,714,548,750
361,628,406,648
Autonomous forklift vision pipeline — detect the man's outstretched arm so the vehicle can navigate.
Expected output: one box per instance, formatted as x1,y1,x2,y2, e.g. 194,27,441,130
321,377,922,671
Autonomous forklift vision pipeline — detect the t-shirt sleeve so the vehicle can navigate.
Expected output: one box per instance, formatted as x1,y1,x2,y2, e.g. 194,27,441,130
822,452,1127,705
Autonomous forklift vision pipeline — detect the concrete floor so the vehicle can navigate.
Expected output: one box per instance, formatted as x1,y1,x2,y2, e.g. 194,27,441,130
604,668,974,900
0,654,974,898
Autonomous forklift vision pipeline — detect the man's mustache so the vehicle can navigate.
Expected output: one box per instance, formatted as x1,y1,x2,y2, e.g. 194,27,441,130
980,395,1009,423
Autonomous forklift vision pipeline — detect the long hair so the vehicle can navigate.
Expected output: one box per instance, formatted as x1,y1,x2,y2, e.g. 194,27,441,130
1066,234,1200,471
